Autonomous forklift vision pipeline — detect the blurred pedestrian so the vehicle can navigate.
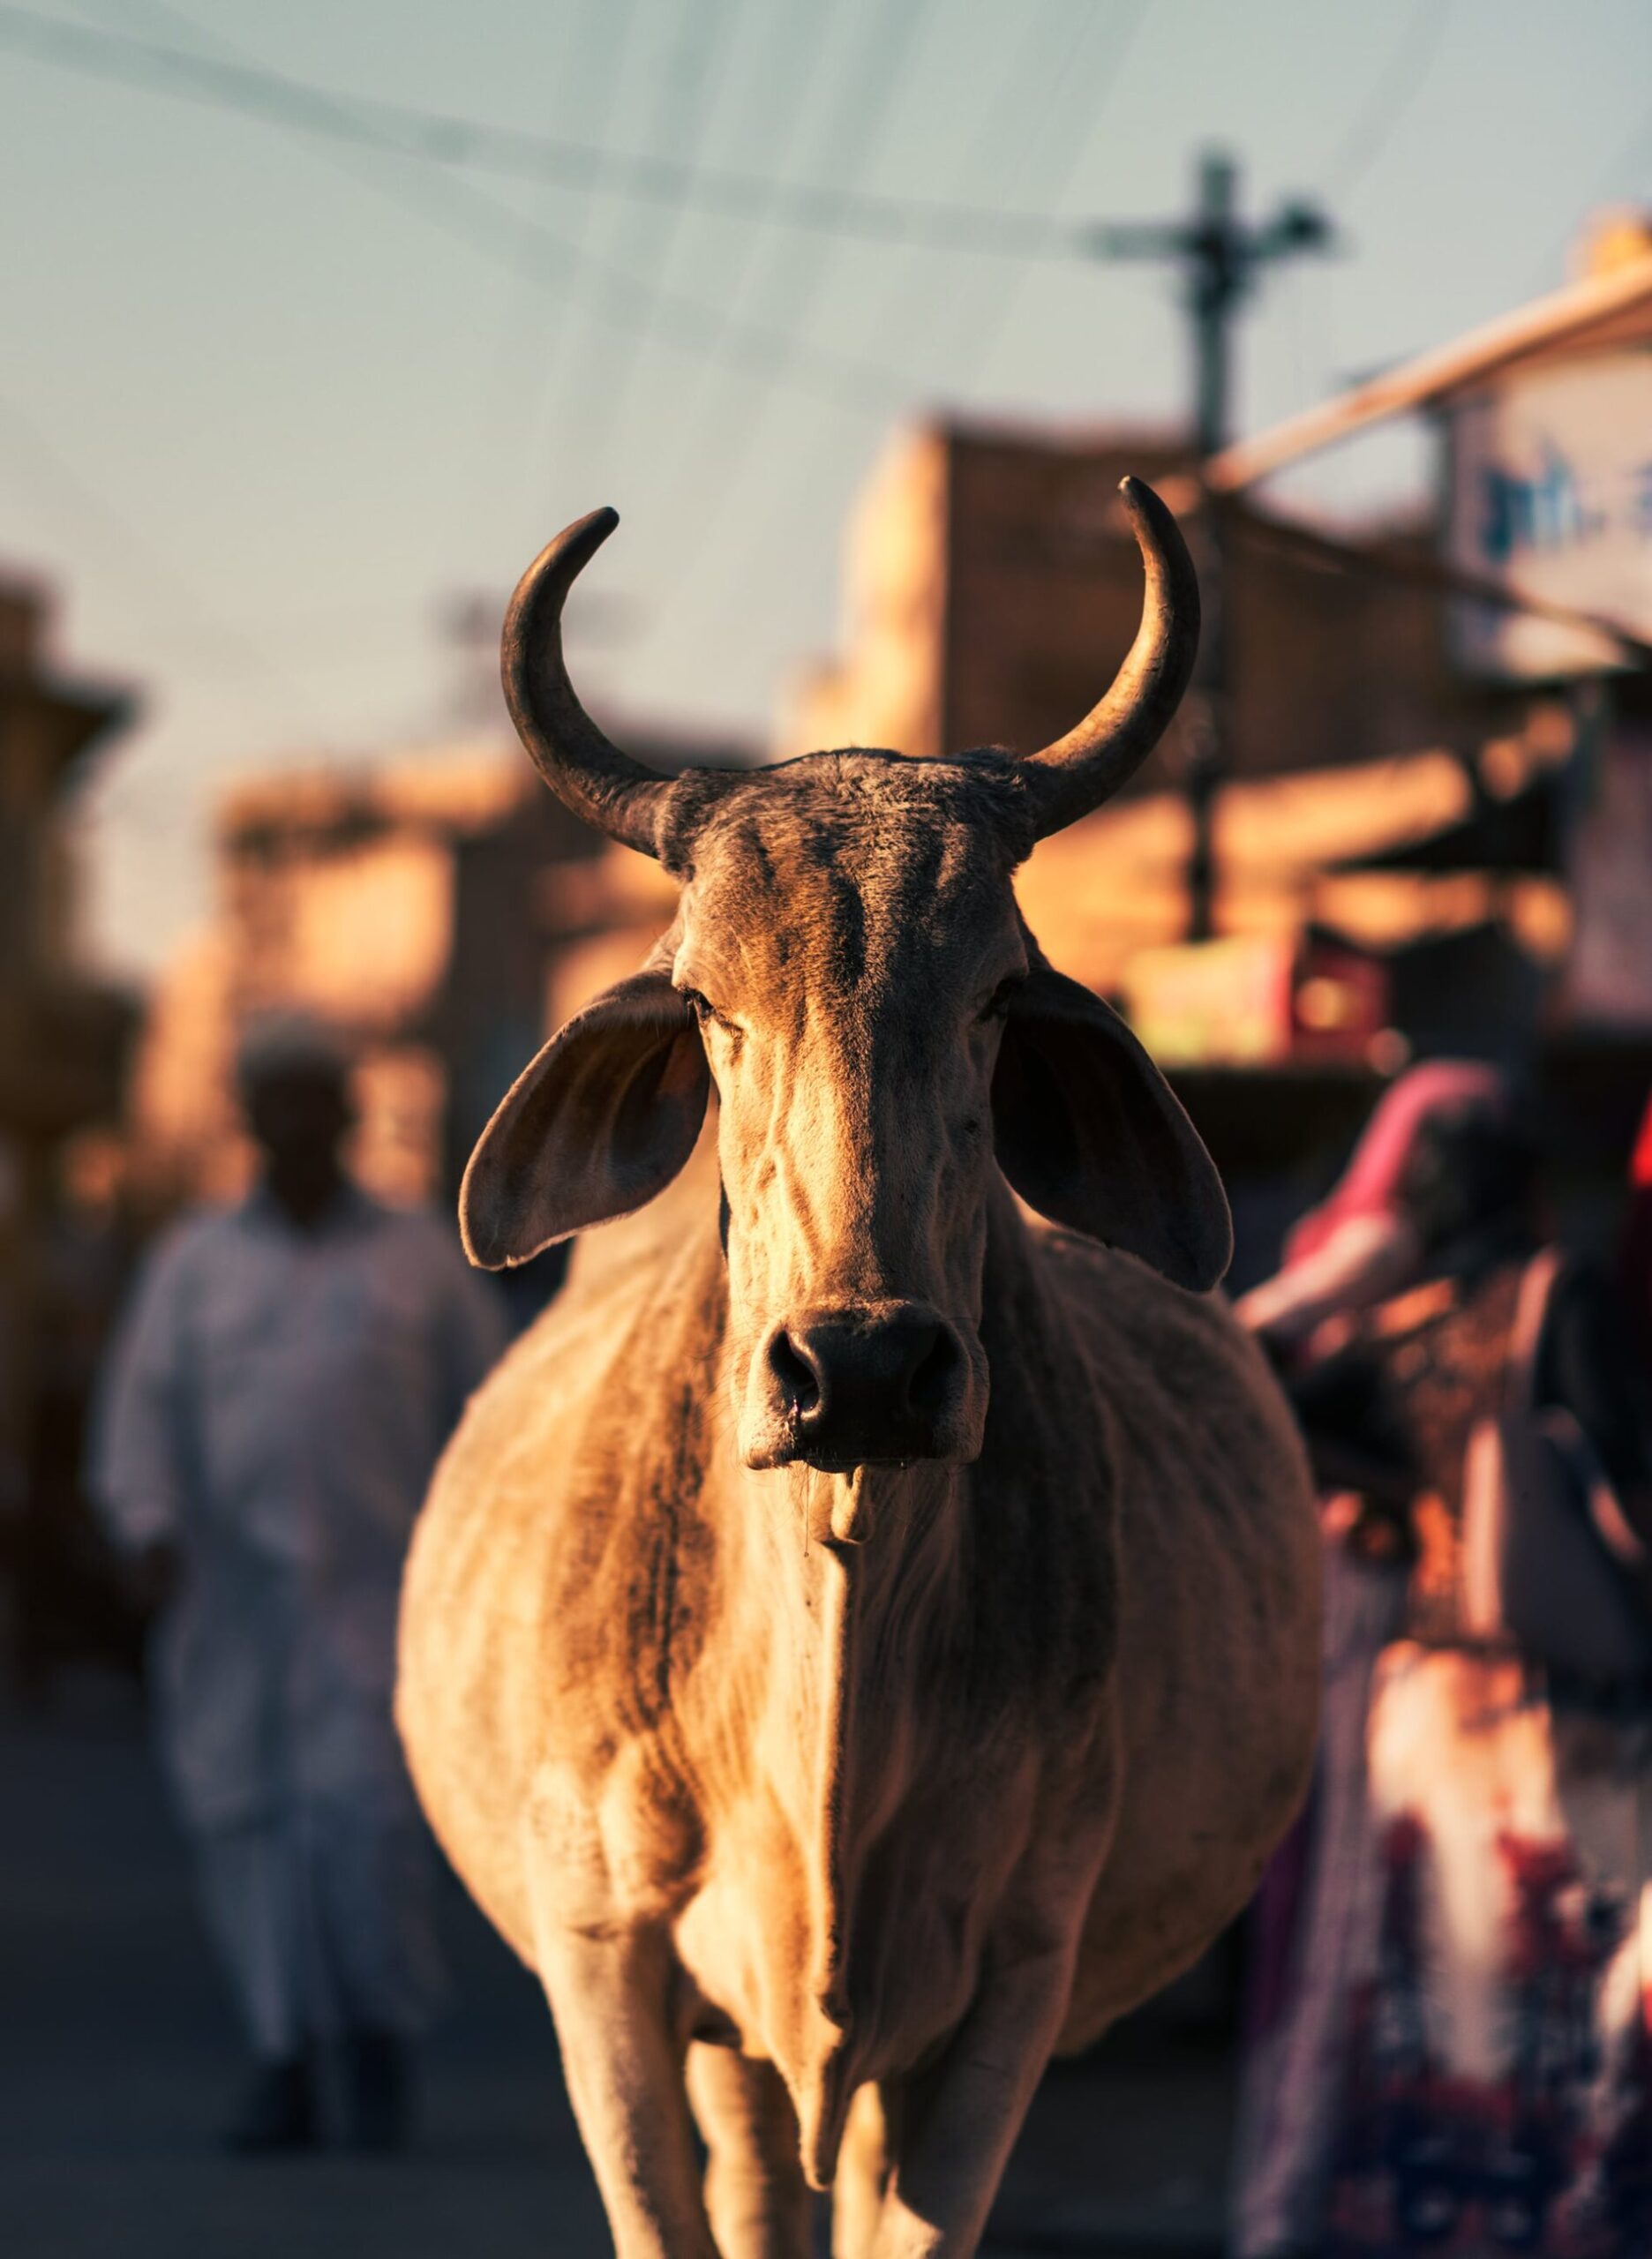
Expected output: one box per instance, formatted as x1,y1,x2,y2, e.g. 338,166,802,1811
1235,1060,1507,1359
91,1013,507,2155
1233,1066,1652,2259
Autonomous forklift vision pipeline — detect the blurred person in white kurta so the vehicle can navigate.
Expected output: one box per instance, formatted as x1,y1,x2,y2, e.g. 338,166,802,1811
93,1014,507,2154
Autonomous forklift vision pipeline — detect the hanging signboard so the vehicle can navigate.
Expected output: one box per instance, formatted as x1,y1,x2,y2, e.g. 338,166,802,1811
1447,350,1652,680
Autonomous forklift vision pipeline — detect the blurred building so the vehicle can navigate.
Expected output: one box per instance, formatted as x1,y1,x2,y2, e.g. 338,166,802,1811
129,724,743,1212
0,574,135,1482
780,421,1452,784
0,572,140,1685
785,384,1651,1272
126,226,1652,1278
1192,214,1652,1243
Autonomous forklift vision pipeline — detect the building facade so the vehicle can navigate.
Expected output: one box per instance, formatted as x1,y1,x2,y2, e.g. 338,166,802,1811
782,419,1454,785
129,725,741,1213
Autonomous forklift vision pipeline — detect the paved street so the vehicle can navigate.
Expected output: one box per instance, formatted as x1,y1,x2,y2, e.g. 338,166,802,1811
0,1685,1232,2259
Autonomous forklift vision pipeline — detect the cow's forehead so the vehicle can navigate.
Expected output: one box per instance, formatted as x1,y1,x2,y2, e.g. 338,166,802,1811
672,751,1025,996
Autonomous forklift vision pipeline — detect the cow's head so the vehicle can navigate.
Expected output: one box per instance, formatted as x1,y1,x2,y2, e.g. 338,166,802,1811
462,484,1230,1475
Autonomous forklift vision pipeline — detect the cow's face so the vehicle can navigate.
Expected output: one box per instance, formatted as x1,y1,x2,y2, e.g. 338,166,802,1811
666,759,1025,1471
460,485,1232,1479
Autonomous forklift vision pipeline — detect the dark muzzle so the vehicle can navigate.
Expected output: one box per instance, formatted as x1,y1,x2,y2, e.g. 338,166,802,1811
763,1302,968,1472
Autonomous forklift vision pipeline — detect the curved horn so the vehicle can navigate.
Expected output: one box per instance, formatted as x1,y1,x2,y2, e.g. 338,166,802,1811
1019,477,1201,837
500,507,673,856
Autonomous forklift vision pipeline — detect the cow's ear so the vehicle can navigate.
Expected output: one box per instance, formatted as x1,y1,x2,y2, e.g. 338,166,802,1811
992,963,1232,1292
460,970,710,1268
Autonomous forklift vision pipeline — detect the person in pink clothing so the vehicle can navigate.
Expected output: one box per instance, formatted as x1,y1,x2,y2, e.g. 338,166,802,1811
1233,1064,1652,2259
1236,1061,1506,1359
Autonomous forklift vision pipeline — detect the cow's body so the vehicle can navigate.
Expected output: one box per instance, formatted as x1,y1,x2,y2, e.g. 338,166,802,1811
399,1152,1318,2247
396,486,1320,2255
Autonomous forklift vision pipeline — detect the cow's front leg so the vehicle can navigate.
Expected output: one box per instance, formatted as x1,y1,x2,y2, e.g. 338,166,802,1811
687,2043,813,2258
536,1918,717,2259
832,2081,895,2258
873,1929,1081,2259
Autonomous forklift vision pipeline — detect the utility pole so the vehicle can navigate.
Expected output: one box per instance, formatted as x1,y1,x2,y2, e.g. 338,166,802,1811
1081,153,1333,940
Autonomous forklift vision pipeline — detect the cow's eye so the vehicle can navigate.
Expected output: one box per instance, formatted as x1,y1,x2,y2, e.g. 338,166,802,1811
978,976,1025,1024
680,987,736,1036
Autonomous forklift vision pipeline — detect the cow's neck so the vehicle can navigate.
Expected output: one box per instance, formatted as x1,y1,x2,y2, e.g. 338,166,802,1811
709,1182,1044,1848
704,1190,1048,2170
728,1446,967,1844
720,1450,966,2170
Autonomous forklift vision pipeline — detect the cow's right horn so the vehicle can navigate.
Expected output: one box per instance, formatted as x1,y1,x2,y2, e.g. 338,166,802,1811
501,507,676,856
1017,477,1201,837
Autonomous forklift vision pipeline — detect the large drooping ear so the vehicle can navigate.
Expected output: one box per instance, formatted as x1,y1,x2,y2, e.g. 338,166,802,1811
460,969,710,1267
992,963,1232,1292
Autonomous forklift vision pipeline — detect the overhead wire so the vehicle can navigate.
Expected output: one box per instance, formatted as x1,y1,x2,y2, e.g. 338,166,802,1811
910,0,1153,400
1317,0,1453,202
13,0,1280,782
60,0,915,421
41,0,957,836
0,0,1209,431
522,0,645,407
1299,0,1454,525
627,0,843,480
694,0,1153,690
577,0,740,485
467,0,643,512
0,1,1097,259
637,0,941,591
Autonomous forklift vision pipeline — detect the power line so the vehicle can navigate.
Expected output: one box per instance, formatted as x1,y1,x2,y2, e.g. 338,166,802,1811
626,0,844,495
454,0,650,581
31,0,913,421
932,0,1153,399
1318,0,1453,201
0,1,1118,259
699,0,1149,670
521,0,645,407
643,0,940,558
0,0,1251,430
468,0,643,501
580,0,740,480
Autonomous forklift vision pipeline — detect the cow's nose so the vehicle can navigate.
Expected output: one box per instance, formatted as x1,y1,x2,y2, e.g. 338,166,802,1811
765,1304,966,1469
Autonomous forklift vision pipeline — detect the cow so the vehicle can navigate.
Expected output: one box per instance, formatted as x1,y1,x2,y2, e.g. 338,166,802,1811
396,478,1320,2259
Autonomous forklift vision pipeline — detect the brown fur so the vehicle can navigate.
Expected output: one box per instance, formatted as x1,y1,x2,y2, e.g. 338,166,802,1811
398,749,1319,2257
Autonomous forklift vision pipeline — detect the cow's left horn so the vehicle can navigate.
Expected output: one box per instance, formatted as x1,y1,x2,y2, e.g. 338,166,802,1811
502,507,675,856
1018,477,1200,837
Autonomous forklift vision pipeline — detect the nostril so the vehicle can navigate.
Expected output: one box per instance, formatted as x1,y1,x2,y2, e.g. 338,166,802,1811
768,1330,821,1418
905,1323,961,1415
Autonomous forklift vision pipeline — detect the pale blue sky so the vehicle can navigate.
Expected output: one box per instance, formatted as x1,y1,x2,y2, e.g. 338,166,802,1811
4,0,1649,974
